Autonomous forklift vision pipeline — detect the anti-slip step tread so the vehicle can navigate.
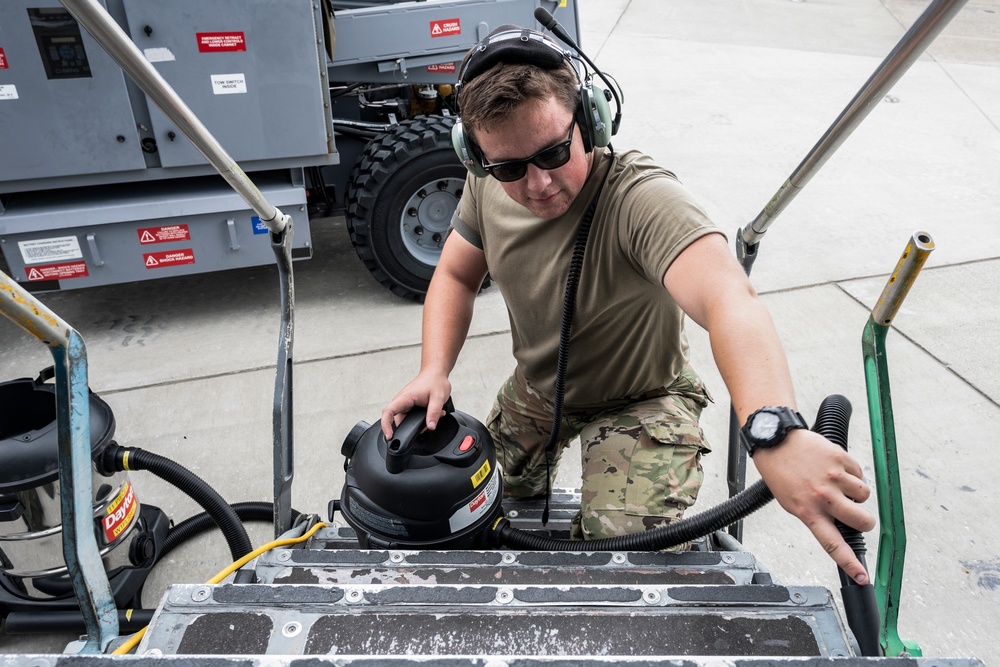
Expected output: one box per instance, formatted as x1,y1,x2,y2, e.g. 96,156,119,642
254,543,761,586
138,581,851,657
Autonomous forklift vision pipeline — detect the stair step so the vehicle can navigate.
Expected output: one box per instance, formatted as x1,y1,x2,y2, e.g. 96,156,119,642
255,538,766,586
0,657,987,667
139,581,851,657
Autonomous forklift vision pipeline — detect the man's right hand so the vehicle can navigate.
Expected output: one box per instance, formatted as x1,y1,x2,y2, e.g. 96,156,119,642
380,371,453,439
381,229,486,439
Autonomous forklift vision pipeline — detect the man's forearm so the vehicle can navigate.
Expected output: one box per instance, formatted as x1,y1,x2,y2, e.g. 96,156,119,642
419,269,479,378
707,295,797,422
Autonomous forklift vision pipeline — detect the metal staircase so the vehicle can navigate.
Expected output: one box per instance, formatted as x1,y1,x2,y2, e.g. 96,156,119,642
45,491,973,665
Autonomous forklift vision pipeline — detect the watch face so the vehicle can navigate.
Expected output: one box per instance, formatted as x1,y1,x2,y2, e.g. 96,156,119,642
749,411,781,440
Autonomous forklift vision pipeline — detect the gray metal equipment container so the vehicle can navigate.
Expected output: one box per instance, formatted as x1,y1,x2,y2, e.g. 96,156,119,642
0,0,333,289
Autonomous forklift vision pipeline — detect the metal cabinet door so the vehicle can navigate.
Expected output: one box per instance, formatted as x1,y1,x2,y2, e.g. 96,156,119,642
123,0,331,168
0,1,146,184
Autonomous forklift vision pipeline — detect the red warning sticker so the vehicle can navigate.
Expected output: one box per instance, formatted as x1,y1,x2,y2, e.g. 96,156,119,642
25,262,89,281
0,48,8,70
430,18,460,38
138,224,191,245
196,32,246,53
103,482,137,543
468,489,487,513
144,248,195,269
426,62,456,74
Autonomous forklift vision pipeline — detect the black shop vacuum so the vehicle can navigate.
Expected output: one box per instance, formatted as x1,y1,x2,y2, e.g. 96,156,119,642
335,397,861,556
337,402,504,549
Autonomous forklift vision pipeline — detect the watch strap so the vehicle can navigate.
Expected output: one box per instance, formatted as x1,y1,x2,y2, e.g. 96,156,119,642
740,406,808,457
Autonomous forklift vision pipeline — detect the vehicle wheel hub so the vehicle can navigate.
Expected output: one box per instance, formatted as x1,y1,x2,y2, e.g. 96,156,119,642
400,178,463,264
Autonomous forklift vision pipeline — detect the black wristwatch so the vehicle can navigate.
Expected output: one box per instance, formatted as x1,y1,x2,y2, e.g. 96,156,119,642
740,406,808,457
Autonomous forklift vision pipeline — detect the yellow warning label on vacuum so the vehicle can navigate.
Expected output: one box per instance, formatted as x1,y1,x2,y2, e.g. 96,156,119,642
102,482,137,543
471,459,491,488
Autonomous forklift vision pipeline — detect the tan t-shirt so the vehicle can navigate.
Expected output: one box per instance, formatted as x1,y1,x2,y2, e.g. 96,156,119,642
453,147,722,406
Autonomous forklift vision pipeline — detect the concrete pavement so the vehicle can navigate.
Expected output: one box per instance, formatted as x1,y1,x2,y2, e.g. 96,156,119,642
1,0,998,661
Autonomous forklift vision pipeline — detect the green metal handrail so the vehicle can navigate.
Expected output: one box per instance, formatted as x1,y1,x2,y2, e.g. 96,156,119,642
863,231,935,657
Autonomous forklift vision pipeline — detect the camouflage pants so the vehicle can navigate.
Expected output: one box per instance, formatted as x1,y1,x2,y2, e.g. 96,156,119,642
486,366,713,541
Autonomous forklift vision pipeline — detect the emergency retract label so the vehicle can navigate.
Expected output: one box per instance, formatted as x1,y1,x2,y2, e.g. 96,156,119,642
197,32,246,53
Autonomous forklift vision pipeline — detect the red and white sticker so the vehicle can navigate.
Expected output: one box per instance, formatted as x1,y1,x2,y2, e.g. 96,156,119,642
430,18,460,38
448,468,499,533
138,224,190,245
103,482,138,543
468,489,487,513
426,62,456,74
144,248,195,269
197,32,246,53
0,48,8,69
25,262,89,281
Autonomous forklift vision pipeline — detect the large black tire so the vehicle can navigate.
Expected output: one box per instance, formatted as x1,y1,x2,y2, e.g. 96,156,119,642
346,116,467,302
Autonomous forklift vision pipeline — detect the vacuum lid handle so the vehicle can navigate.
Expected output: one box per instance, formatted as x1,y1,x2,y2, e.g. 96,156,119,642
385,408,427,474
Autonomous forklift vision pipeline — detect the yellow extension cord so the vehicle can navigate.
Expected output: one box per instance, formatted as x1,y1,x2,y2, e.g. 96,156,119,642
111,521,327,655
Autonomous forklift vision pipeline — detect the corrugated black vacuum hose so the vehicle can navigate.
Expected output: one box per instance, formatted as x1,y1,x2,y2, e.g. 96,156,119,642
494,395,846,553
497,479,773,552
100,444,253,561
811,394,882,657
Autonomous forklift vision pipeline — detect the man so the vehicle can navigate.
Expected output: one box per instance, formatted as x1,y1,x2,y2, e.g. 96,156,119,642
382,25,874,584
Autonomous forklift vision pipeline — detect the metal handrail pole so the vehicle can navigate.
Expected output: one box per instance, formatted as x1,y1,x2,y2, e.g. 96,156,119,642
863,231,935,657
0,274,119,652
726,0,967,540
741,0,968,249
58,0,286,234
58,0,297,537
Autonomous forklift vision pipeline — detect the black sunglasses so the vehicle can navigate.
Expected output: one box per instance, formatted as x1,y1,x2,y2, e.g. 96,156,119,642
481,121,576,183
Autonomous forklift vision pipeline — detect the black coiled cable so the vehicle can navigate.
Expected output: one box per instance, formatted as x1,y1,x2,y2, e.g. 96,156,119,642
540,149,614,524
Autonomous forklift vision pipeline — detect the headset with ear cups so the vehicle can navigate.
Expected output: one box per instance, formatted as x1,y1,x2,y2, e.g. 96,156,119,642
451,26,615,179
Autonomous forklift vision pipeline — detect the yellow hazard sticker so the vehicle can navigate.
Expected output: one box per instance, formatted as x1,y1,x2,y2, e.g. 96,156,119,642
560,0,567,6
471,459,491,488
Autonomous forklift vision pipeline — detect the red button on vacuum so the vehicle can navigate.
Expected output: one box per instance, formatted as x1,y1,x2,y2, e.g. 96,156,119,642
459,435,475,452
